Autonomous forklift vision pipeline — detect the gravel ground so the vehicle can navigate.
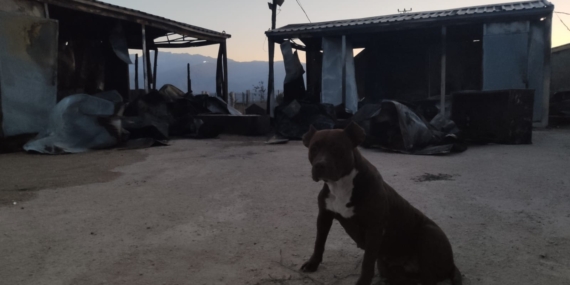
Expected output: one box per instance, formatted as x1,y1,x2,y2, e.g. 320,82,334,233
1,129,569,285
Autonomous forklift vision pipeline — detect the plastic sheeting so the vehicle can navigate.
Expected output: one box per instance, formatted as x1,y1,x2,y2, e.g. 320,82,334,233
23,92,123,154
280,41,306,103
109,22,132,65
321,37,358,114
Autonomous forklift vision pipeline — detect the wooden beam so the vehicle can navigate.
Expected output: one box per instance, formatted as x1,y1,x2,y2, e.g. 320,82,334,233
154,40,218,49
440,26,447,116
141,25,149,93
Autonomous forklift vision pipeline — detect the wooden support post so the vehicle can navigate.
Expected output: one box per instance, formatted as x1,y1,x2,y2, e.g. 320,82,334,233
134,54,139,90
153,49,158,90
267,0,277,115
267,39,275,115
216,44,223,98
541,16,552,127
341,35,347,106
222,41,229,102
440,26,447,116
187,63,192,94
141,25,149,93
146,48,153,91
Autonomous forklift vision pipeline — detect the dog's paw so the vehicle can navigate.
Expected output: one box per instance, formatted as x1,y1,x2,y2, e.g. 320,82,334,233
300,259,320,272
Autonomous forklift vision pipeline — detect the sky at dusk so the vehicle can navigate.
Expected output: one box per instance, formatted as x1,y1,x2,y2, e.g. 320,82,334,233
104,0,570,62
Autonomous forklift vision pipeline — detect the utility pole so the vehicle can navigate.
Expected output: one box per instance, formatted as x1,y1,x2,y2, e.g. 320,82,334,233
267,1,277,115
266,0,284,116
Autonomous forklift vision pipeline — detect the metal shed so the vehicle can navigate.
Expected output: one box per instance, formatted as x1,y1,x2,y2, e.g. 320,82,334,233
266,0,554,127
0,0,230,137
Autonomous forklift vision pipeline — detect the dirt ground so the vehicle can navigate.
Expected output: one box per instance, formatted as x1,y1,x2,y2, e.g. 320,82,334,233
1,129,569,285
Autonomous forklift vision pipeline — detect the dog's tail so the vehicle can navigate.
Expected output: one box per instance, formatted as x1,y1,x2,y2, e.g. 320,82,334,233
451,265,462,285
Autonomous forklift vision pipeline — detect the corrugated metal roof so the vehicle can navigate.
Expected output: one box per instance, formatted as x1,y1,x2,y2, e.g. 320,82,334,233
38,0,230,40
267,0,553,37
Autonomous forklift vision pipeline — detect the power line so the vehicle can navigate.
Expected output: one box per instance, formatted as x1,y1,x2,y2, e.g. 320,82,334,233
554,11,570,16
556,13,570,32
296,0,312,23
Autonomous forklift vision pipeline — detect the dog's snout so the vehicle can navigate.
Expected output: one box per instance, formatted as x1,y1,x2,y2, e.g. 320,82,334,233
313,162,326,172
311,161,327,182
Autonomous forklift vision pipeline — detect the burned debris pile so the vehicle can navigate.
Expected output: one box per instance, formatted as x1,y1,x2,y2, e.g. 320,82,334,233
274,98,466,155
21,85,250,154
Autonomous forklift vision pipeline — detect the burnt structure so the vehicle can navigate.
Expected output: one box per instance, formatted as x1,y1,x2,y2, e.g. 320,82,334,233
266,0,554,127
0,0,230,137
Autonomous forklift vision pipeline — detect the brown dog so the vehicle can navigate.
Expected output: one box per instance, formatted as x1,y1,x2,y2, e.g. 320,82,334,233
300,122,462,285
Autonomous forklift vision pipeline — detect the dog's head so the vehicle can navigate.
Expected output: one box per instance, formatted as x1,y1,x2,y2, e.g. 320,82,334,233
303,122,366,182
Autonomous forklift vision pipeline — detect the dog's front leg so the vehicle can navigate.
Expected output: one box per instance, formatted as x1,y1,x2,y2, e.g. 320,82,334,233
301,208,334,272
355,227,382,285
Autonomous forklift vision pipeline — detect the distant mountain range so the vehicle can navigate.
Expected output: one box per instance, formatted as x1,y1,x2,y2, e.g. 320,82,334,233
129,52,305,96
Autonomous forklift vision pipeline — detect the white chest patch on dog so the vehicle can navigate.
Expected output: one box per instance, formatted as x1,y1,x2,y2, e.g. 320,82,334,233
325,169,358,218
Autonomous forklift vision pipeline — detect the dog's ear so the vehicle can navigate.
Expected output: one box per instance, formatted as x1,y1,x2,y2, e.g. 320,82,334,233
302,125,317,148
344,121,366,148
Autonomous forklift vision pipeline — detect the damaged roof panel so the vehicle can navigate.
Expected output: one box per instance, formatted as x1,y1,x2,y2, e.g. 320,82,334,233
38,0,231,42
266,0,553,39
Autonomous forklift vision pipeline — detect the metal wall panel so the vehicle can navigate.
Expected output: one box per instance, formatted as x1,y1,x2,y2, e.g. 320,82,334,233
0,12,58,136
483,21,529,91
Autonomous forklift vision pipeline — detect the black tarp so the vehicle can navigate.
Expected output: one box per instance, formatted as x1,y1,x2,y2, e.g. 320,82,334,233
352,100,466,155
